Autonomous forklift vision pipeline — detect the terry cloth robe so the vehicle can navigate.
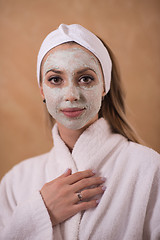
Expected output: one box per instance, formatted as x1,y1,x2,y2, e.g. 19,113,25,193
0,118,160,240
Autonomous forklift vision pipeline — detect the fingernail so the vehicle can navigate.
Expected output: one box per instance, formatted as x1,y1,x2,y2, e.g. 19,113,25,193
92,170,96,174
64,168,69,173
96,199,100,204
101,177,106,182
102,186,106,191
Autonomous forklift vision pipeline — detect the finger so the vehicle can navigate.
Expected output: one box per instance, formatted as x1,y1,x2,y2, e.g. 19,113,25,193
73,199,99,213
72,176,106,192
66,169,96,185
58,168,72,179
77,185,106,202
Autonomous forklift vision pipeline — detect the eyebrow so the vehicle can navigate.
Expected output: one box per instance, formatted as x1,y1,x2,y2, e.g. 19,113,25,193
45,69,63,75
45,67,96,75
77,68,96,74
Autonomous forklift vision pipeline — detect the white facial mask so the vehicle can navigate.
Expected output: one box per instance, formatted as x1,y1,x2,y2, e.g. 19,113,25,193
42,47,104,130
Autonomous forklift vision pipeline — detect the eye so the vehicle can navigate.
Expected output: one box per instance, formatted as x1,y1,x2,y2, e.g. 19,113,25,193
48,76,63,85
79,75,94,84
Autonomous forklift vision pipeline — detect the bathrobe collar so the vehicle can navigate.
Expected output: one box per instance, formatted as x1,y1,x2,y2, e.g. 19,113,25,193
48,118,125,175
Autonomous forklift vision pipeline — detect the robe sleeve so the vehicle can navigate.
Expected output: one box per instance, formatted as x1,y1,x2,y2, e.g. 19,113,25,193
144,164,160,240
0,174,53,240
150,172,160,240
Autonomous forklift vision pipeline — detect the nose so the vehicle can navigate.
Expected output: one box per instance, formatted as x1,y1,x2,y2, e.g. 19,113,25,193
64,85,80,102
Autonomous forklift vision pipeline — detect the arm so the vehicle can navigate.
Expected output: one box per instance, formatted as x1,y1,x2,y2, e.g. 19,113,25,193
148,170,160,240
143,164,160,240
0,175,53,240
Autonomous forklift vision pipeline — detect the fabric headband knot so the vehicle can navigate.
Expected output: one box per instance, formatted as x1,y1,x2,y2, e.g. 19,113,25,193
37,23,112,94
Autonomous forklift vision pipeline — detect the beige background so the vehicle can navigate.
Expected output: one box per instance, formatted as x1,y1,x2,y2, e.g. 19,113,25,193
0,0,160,180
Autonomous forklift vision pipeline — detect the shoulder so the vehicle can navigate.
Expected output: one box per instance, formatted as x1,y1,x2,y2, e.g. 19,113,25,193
1,150,53,185
12,152,49,173
123,141,160,170
127,142,159,160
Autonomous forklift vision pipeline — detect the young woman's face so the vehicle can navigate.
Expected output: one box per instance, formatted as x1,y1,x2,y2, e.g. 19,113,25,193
41,43,105,130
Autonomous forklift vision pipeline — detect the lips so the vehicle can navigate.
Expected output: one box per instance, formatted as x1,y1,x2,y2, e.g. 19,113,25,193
61,107,85,118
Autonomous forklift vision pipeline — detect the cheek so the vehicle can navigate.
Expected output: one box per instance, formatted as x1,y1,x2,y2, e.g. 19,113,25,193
83,84,103,103
43,83,62,105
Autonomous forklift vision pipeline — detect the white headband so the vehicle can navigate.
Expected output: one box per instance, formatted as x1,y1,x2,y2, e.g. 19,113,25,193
37,24,112,93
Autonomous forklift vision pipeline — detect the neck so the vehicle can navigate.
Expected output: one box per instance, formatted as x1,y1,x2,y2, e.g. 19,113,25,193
57,124,85,152
57,115,98,152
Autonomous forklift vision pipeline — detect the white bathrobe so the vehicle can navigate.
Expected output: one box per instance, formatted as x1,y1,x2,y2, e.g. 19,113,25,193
0,118,160,240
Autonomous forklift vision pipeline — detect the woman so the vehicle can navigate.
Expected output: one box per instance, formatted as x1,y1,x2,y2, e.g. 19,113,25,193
0,24,159,240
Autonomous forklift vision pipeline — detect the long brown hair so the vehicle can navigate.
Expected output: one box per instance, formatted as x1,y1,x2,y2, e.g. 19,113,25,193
98,38,140,143
40,40,140,143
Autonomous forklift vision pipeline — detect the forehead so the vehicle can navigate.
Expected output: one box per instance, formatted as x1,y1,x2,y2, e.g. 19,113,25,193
41,42,100,67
